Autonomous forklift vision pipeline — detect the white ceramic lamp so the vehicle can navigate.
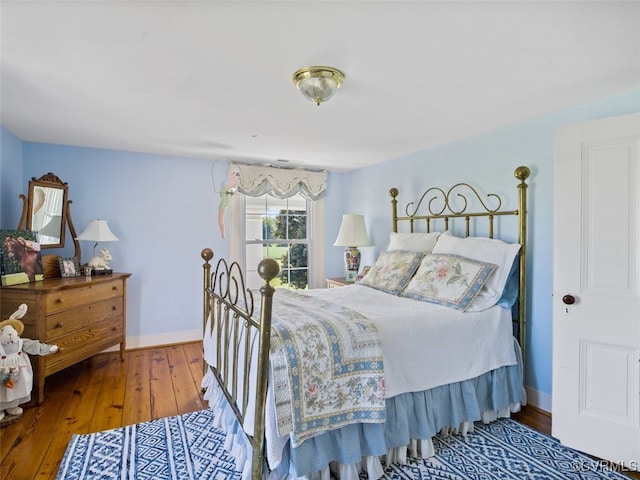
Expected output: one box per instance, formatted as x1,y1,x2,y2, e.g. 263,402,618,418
334,214,370,282
76,219,119,266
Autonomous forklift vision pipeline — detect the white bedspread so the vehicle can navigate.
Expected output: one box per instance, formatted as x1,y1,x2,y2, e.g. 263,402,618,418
203,283,517,473
304,284,516,398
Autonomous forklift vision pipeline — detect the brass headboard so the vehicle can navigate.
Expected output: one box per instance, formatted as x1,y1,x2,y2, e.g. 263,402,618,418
389,166,530,370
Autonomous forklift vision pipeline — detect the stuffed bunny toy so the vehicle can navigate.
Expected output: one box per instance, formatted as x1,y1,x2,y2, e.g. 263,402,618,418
0,304,59,421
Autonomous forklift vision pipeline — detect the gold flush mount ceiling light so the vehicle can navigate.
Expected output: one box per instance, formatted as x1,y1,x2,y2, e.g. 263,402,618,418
292,66,345,106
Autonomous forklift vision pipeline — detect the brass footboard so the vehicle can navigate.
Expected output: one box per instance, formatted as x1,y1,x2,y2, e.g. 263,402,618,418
201,249,279,480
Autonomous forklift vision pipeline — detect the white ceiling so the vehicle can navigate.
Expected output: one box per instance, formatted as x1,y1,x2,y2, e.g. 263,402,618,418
1,1,639,172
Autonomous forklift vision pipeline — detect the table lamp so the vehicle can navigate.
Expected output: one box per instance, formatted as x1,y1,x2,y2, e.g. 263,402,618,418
76,219,119,270
334,214,370,282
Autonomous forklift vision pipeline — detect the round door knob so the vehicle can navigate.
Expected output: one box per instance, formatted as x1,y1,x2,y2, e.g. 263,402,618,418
562,295,576,305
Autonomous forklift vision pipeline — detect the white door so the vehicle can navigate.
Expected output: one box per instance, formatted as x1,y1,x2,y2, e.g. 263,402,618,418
553,112,640,467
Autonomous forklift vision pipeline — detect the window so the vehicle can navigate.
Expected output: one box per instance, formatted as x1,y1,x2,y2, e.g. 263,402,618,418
235,193,324,290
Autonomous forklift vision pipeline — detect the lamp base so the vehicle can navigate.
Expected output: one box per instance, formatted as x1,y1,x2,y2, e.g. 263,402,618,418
343,246,361,282
92,268,113,276
344,270,358,282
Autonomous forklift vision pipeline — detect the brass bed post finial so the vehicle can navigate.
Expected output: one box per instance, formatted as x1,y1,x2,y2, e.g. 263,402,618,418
390,188,399,233
252,258,280,480
201,248,214,377
201,248,214,290
514,166,530,377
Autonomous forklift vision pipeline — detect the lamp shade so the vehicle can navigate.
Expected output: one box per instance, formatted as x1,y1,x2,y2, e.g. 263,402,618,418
76,219,119,242
334,214,370,247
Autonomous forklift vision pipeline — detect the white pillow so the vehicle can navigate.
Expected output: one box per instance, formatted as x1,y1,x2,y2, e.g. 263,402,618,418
387,232,441,253
431,231,521,311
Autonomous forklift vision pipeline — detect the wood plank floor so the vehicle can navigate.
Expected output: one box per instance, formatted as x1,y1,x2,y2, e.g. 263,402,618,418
1,343,635,479
0,343,205,480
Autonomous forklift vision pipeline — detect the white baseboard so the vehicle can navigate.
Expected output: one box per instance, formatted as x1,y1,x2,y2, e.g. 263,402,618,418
103,329,202,352
525,385,552,414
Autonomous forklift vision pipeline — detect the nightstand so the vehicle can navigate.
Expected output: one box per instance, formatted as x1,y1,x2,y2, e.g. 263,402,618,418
326,277,354,288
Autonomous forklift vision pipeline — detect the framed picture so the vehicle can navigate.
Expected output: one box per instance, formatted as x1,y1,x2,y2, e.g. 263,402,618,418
1,229,45,286
356,265,371,281
58,256,81,278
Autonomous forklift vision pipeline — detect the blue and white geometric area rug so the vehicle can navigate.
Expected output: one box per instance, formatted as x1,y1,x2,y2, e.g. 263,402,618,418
375,419,633,480
56,409,241,480
57,410,633,480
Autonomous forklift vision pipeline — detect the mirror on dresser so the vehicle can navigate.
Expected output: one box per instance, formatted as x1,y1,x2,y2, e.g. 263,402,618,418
17,172,81,261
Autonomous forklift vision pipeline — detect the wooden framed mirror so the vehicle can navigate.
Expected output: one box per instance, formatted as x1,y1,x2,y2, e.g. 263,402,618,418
18,173,80,258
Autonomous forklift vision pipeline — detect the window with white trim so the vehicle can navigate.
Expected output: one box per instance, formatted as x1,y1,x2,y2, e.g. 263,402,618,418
231,193,324,290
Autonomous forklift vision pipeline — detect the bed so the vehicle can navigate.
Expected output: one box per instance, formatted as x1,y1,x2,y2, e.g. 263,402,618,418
200,166,531,480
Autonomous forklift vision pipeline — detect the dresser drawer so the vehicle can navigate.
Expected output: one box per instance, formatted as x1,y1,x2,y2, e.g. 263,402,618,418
45,297,124,341
45,279,124,314
43,316,124,374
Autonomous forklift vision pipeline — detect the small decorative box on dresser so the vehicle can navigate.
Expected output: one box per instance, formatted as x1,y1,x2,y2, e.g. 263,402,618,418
0,272,131,404
325,277,354,288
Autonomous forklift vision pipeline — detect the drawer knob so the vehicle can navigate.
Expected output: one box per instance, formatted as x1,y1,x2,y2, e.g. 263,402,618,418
56,298,63,304
112,306,117,311
55,322,65,328
112,286,118,291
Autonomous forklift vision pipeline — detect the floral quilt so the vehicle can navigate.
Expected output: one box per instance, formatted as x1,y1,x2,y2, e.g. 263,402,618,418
269,289,386,447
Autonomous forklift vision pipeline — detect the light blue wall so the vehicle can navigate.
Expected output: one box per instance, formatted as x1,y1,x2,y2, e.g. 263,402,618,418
324,86,640,399
2,86,639,401
0,128,24,228
1,138,231,340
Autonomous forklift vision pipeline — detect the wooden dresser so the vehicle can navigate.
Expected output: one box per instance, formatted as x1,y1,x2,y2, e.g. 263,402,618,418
0,272,131,404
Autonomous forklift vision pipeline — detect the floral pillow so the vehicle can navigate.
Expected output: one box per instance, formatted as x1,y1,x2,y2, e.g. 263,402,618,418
400,254,497,311
358,250,424,295
432,231,521,311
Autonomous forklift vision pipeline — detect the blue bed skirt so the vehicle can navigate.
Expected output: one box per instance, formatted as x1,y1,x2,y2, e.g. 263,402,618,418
272,339,525,477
